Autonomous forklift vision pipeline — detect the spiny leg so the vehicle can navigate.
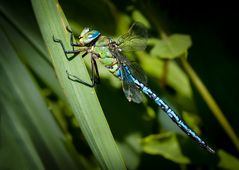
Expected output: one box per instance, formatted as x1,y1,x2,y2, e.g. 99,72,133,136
66,56,100,87
53,36,81,61
92,56,100,84
66,26,81,51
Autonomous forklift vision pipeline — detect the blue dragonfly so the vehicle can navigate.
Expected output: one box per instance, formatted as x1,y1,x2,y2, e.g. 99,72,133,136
53,23,215,153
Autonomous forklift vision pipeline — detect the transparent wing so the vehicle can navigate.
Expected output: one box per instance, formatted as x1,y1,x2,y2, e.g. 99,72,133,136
110,49,147,103
117,22,148,51
110,47,147,84
128,63,147,85
121,65,144,103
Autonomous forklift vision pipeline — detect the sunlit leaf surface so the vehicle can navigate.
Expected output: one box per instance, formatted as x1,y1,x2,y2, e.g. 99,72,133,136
141,133,190,164
150,34,192,59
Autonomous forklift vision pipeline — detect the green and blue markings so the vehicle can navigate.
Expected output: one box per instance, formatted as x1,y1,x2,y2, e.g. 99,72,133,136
53,23,215,153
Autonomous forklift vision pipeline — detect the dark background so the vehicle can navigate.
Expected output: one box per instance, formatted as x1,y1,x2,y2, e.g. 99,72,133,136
1,0,239,169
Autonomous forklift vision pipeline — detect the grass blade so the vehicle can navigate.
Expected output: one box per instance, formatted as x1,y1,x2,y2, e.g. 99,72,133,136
31,0,126,169
0,25,78,169
0,13,64,100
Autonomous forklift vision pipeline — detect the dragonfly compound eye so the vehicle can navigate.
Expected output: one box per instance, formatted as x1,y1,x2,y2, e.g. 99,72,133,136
79,30,101,45
80,27,90,37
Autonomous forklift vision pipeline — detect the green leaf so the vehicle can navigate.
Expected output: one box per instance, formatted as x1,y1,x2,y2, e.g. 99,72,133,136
132,10,150,28
30,0,126,169
0,13,64,101
0,0,48,60
0,106,45,170
218,150,239,170
150,34,192,59
137,51,193,98
141,133,190,164
0,25,78,170
117,133,142,170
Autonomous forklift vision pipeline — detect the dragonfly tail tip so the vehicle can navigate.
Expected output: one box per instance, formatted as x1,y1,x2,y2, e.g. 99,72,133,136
206,146,215,154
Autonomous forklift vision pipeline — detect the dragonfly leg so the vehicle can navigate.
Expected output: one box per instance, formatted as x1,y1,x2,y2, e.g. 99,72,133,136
53,36,81,61
91,56,100,84
66,56,100,87
66,26,81,49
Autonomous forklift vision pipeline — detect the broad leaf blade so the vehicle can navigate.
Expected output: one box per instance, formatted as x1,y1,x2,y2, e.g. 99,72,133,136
218,150,239,170
30,0,126,169
150,34,192,59
141,133,190,164
0,26,78,170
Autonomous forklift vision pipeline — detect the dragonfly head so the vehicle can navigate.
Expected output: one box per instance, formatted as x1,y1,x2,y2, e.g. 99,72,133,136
79,27,101,45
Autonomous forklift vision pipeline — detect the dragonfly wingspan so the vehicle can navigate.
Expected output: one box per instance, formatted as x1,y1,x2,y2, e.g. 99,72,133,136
55,23,215,153
117,22,148,51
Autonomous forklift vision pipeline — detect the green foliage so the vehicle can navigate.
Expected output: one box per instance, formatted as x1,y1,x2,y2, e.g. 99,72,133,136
0,0,239,169
218,150,239,170
30,0,126,169
150,34,192,59
0,22,78,170
141,133,190,164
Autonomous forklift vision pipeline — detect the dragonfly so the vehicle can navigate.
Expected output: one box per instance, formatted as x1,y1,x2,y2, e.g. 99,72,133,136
53,23,215,153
